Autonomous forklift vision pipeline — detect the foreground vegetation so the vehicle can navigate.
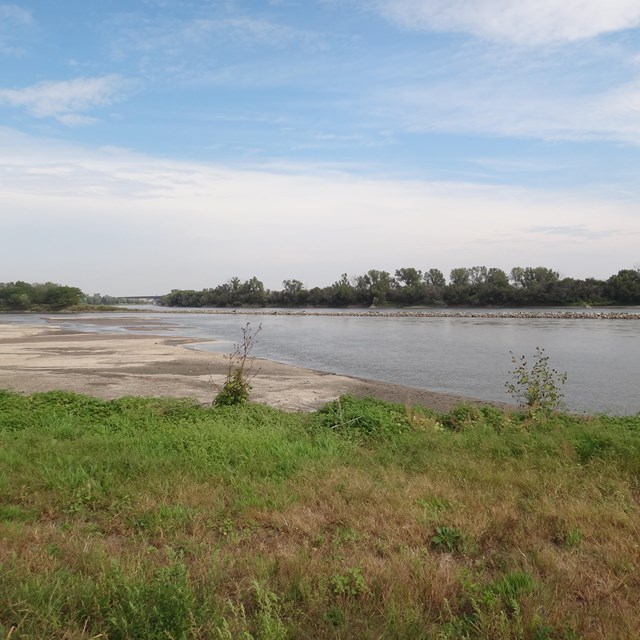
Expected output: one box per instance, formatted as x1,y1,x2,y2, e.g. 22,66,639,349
1,391,639,638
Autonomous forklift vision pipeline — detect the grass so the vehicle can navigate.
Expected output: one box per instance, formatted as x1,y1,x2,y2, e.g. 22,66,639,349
0,390,639,638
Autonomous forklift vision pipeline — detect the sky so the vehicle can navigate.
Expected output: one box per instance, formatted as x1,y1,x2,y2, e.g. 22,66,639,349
1,0,639,295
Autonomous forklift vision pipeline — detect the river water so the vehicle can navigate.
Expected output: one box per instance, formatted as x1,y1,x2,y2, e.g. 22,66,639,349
3,308,639,415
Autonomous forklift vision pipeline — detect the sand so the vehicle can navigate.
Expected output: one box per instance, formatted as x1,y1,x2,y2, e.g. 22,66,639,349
0,322,503,412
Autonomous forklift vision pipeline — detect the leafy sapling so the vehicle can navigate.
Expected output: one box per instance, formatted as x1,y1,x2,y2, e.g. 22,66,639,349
505,347,567,416
214,322,262,406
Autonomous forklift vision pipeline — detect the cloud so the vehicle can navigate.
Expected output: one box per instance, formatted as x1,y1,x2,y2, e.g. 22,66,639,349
0,4,31,23
529,225,621,240
107,13,325,75
0,75,128,123
374,0,640,45
0,3,33,56
1,127,638,293
373,64,640,145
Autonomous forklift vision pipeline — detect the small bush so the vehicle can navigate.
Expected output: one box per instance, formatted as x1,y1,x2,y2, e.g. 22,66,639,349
506,347,567,416
441,404,482,431
214,323,261,407
315,395,409,437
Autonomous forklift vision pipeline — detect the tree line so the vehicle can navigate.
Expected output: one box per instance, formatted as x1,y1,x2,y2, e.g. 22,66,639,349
159,266,640,308
0,281,83,311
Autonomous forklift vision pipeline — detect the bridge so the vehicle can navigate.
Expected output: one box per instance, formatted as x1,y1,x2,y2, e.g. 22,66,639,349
116,295,163,304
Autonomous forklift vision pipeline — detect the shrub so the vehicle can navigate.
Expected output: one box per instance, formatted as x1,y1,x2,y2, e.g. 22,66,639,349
441,404,482,431
214,323,261,407
315,395,409,437
505,347,567,416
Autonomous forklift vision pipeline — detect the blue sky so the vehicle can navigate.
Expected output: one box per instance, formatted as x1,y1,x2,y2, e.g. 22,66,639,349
1,0,639,295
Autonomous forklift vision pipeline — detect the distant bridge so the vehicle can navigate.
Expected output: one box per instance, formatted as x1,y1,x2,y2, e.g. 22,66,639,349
116,295,163,303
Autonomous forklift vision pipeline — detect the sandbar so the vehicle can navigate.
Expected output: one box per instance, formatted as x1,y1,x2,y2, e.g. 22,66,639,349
0,323,502,412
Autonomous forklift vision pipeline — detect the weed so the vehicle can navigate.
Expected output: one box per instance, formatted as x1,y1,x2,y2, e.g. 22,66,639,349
216,517,234,538
215,582,286,640
564,527,582,548
490,571,537,602
430,526,463,552
506,347,567,416
214,323,262,407
252,582,287,640
330,567,367,598
324,606,345,627
416,496,453,518
332,525,359,546
103,562,198,640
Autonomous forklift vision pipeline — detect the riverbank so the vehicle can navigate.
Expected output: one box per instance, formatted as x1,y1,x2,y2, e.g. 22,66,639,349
0,323,501,412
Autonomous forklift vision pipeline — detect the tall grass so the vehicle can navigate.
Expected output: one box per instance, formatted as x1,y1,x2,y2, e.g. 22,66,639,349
1,390,639,638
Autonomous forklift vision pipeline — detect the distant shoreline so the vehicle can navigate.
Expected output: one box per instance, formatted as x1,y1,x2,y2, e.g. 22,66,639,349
3,306,640,320
115,307,640,320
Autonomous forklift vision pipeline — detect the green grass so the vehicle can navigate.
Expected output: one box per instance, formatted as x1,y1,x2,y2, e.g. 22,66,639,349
1,390,639,639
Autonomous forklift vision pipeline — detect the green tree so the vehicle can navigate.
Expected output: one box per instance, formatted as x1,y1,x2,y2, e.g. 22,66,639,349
509,267,560,304
239,277,266,306
327,273,355,307
353,270,392,306
449,267,471,287
281,279,307,306
424,268,446,288
392,267,425,305
606,269,640,304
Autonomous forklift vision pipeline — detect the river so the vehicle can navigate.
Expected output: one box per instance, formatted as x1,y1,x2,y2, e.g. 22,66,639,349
3,308,639,415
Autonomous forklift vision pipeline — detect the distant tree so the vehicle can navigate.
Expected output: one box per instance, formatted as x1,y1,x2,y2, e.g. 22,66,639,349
424,268,446,288
510,266,559,289
391,267,425,305
509,267,560,304
156,266,638,309
449,267,471,287
353,269,392,306
238,276,266,306
326,273,356,307
280,279,307,306
481,268,512,305
606,269,640,304
0,282,82,311
306,286,327,307
468,265,489,286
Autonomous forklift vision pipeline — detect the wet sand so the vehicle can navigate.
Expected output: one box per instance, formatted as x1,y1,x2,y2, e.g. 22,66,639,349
0,323,505,412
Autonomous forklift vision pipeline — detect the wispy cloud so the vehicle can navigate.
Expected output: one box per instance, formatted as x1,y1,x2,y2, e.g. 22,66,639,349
0,75,128,124
372,65,640,145
107,13,325,76
530,224,621,240
0,3,33,55
373,0,640,45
